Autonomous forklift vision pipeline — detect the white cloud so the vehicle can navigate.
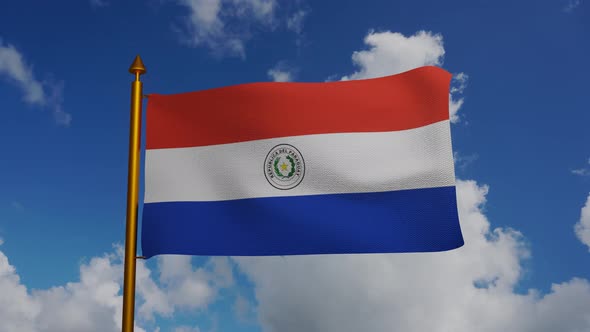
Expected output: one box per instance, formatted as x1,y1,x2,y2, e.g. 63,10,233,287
235,179,590,332
448,96,464,123
233,0,275,20
341,30,445,81
32,254,127,332
156,255,214,310
0,39,71,126
0,40,45,105
176,0,276,57
564,0,582,13
136,257,173,321
0,247,145,332
155,255,234,311
46,80,71,126
574,194,590,251
454,151,479,170
267,68,292,82
451,72,468,93
267,61,295,82
286,10,307,34
174,325,201,332
572,169,590,176
571,158,590,176
0,250,39,332
0,245,234,331
340,31,467,123
174,0,311,55
449,72,469,123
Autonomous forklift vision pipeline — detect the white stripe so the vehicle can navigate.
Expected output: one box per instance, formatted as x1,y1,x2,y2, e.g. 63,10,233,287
145,120,455,203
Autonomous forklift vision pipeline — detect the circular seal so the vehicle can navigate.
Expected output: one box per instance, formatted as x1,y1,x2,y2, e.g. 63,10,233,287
264,144,305,190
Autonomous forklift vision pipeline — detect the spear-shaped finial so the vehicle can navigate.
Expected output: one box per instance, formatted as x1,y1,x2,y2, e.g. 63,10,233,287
128,55,146,75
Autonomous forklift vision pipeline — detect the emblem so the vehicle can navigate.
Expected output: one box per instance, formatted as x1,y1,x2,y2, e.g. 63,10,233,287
264,144,305,190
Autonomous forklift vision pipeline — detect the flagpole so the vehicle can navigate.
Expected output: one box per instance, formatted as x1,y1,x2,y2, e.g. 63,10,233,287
122,55,146,332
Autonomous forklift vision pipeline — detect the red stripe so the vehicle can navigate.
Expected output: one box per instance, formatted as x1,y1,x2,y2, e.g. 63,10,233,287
146,66,451,149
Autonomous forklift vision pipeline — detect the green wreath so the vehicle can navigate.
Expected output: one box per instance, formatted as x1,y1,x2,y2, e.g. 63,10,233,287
273,156,296,178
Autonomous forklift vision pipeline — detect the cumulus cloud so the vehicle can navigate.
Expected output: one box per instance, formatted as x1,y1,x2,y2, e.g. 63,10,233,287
0,247,141,332
0,246,234,332
235,180,590,332
575,194,590,251
267,61,296,82
135,258,172,321
138,255,234,322
0,39,71,126
341,31,445,81
340,30,467,123
0,250,39,332
156,255,214,310
267,69,292,82
175,0,276,57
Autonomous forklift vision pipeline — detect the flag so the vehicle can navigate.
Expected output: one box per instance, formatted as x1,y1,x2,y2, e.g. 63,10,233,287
141,66,464,257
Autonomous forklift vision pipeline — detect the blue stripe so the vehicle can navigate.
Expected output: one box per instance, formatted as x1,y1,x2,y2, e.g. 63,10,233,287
141,186,463,257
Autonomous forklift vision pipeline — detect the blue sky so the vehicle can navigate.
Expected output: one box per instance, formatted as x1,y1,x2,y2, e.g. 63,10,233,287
1,0,589,331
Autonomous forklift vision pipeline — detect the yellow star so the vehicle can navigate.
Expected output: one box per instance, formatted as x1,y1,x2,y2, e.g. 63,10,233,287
280,162,289,171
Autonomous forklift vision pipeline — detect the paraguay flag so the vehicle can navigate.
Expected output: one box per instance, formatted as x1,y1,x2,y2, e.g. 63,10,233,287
141,66,464,258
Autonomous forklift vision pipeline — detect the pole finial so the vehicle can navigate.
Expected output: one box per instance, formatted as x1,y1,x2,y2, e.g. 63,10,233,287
128,55,146,75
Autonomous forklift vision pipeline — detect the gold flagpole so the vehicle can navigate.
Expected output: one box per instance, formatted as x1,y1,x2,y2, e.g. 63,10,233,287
122,55,146,332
